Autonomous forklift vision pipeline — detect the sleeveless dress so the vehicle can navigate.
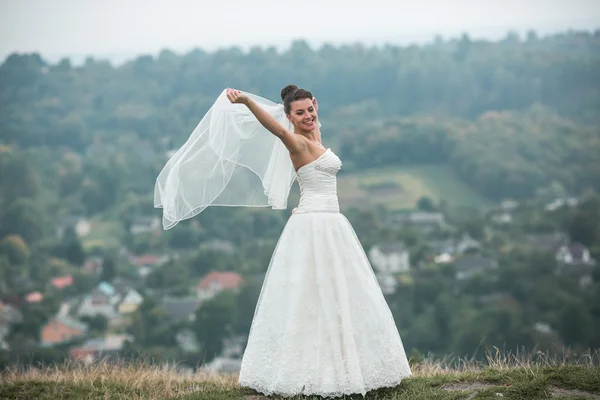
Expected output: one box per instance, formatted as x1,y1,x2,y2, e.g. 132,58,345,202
238,149,411,397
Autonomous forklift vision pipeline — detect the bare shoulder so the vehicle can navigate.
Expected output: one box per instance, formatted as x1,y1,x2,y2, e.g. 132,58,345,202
279,131,304,154
289,137,327,170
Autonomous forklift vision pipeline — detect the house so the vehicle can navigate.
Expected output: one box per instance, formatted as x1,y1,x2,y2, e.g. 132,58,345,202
199,239,235,253
50,275,74,290
77,282,120,320
427,239,456,256
375,273,398,295
130,216,161,235
196,272,243,300
455,234,481,254
82,256,103,274
555,243,596,288
129,254,170,277
491,212,513,225
368,242,410,274
25,291,43,303
56,216,91,238
391,212,446,234
117,288,143,314
545,197,578,212
70,334,133,364
41,315,88,347
201,357,242,373
555,243,596,266
454,255,499,281
199,336,246,373
526,232,569,252
160,297,202,323
434,253,454,264
176,329,200,353
0,302,23,350
500,199,519,210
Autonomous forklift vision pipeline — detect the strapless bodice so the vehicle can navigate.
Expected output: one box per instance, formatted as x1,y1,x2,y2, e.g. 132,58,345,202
293,149,342,214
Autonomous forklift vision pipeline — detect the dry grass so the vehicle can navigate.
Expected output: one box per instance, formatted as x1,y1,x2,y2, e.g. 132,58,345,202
1,348,599,399
0,359,240,399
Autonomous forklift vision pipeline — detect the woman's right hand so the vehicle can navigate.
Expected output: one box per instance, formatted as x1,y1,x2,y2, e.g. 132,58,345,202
226,88,249,105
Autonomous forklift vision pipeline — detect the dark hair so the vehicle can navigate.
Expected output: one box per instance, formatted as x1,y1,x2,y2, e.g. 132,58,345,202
281,84,313,114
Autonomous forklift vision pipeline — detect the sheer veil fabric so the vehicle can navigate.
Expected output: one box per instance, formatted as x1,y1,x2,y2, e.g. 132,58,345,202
154,90,296,229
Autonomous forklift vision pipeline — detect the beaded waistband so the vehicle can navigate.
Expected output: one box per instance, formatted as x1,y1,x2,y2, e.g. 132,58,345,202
292,208,340,214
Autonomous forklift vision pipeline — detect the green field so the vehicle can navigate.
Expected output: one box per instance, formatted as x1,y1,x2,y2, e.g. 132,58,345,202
336,165,493,211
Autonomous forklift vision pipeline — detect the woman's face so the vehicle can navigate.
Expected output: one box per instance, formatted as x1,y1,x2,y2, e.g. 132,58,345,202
287,98,317,132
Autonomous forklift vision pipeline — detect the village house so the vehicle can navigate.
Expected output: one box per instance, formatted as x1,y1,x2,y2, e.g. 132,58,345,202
545,197,579,212
50,275,74,290
117,288,144,314
368,242,410,274
25,291,43,303
491,212,513,225
196,272,244,300
160,297,202,323
555,243,597,288
454,255,499,281
526,232,569,252
82,256,104,274
55,216,91,238
77,282,121,321
76,281,144,325
199,239,235,253
455,234,481,254
176,328,200,353
391,211,446,234
41,315,88,347
129,216,161,235
0,301,23,350
70,334,133,364
555,243,596,266
129,254,171,277
500,199,519,211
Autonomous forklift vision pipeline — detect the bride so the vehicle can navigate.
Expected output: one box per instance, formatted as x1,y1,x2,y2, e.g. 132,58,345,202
154,85,411,397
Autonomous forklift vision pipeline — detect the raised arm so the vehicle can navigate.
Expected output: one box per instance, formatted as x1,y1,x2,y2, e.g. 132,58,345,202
226,88,301,153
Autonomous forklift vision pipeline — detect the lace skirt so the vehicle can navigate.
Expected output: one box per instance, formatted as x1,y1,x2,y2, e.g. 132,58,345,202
238,212,411,397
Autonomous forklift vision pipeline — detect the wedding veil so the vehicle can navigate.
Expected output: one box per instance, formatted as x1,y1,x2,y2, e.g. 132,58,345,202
154,89,296,230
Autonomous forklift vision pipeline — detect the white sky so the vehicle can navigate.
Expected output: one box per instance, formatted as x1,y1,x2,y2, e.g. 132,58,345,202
1,0,598,64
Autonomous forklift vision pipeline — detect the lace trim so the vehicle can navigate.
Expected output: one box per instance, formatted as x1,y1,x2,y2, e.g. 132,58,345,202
240,376,409,398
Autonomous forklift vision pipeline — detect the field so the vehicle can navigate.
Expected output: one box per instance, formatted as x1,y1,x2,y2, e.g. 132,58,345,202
335,165,493,211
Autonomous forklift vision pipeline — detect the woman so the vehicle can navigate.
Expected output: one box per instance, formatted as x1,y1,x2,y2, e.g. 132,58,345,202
154,86,411,397
227,86,411,397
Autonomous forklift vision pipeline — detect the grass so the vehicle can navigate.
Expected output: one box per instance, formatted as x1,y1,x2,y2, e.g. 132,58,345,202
1,349,599,400
336,165,492,211
81,219,126,251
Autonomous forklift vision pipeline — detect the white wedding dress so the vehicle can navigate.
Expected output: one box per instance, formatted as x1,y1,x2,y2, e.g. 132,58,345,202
238,148,411,397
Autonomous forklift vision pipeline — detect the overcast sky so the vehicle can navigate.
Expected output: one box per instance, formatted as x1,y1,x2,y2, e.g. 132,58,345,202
1,0,598,64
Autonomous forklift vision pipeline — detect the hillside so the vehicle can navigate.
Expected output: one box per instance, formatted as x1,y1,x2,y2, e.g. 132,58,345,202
336,164,493,211
1,351,599,399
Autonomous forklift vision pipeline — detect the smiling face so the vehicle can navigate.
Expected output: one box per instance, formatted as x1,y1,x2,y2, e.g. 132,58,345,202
287,98,317,133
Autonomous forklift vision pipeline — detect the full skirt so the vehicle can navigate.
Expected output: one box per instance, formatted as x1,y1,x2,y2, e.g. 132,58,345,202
238,212,411,397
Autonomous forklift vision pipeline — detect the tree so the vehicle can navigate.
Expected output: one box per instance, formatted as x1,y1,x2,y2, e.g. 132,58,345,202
100,255,117,283
0,235,30,265
417,196,437,212
193,291,236,361
0,198,45,244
